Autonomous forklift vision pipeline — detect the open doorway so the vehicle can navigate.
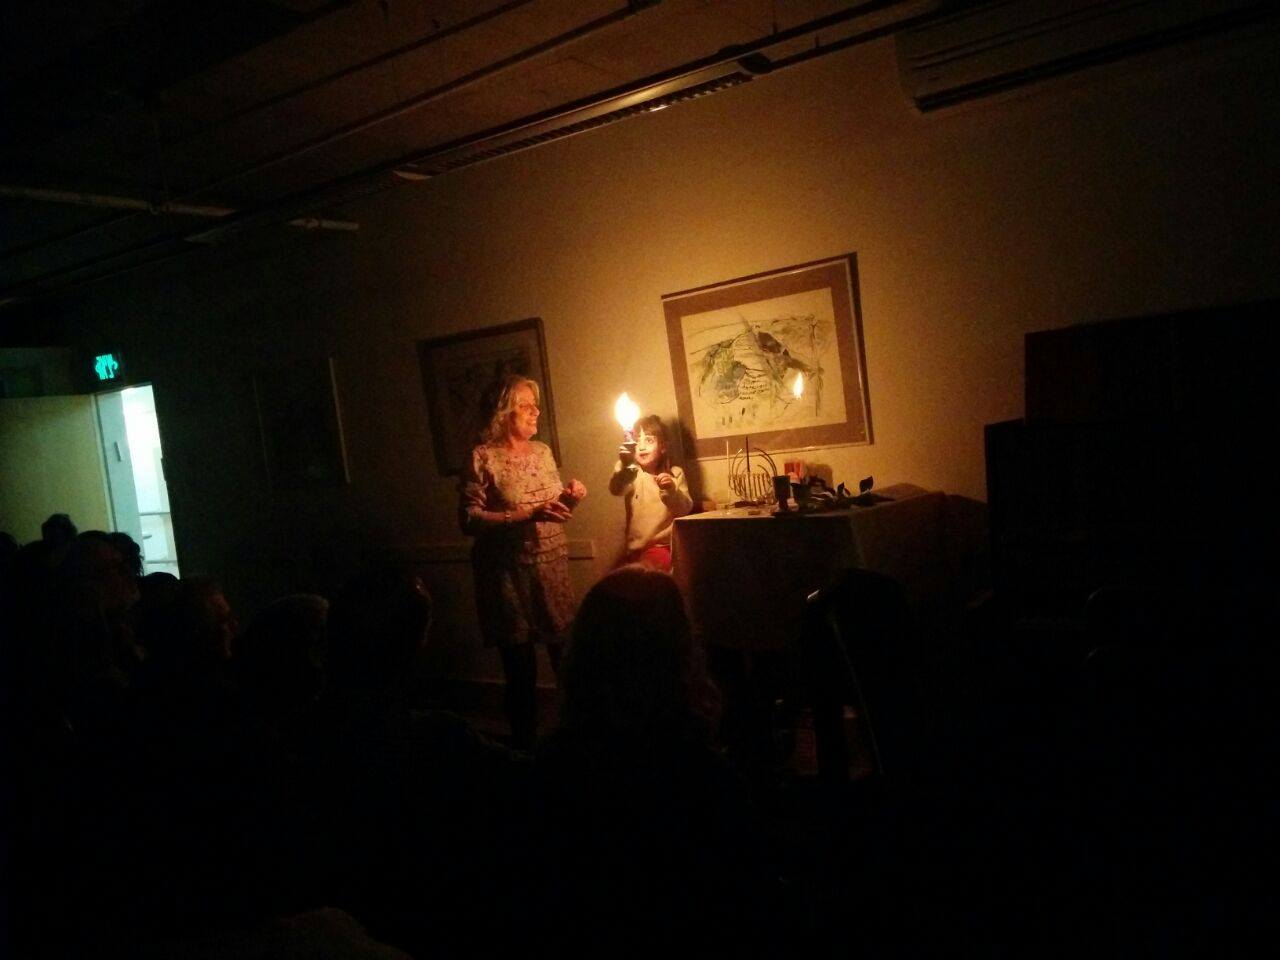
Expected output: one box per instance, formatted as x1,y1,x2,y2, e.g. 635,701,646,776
96,384,180,576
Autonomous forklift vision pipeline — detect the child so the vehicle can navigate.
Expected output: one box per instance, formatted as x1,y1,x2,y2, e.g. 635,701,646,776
609,415,693,572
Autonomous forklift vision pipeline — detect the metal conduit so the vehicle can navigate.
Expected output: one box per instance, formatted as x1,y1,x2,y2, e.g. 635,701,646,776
1,0,936,304
0,184,358,231
0,0,542,260
2,0,660,285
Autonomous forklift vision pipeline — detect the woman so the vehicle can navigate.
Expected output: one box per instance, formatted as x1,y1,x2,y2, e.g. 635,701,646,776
459,374,586,749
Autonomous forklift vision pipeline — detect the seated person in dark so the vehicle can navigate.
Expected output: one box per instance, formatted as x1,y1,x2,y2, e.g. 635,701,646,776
8,532,140,950
530,565,783,950
115,574,289,938
233,592,329,748
300,565,524,955
41,511,78,556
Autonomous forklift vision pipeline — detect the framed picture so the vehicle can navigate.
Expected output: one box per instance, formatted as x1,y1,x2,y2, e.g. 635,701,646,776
663,254,872,460
253,356,350,489
417,317,561,475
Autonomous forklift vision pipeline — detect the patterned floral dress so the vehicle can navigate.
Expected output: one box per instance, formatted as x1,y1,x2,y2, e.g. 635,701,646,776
459,441,576,647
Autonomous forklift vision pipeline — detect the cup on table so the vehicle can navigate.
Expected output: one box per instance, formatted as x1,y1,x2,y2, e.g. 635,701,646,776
772,474,792,512
792,481,812,509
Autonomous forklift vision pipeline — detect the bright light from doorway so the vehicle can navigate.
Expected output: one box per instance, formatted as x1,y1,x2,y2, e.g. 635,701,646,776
120,385,179,576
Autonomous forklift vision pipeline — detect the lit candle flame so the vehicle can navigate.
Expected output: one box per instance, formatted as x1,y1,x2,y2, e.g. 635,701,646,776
792,371,805,399
614,393,640,438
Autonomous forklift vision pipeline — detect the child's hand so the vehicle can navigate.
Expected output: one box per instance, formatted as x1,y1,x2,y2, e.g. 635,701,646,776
564,479,587,502
618,444,636,467
655,472,676,490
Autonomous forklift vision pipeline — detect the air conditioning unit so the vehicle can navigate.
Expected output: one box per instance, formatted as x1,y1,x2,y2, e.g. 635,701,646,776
896,0,1276,111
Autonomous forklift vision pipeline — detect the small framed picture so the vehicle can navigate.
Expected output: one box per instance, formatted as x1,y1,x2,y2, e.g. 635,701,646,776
417,317,561,475
253,356,350,489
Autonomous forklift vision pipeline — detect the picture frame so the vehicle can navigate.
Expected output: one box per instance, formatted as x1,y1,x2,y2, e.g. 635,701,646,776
253,356,350,489
417,317,561,475
662,254,872,460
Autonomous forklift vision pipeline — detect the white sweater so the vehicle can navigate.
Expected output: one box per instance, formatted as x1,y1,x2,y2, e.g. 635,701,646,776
608,462,693,553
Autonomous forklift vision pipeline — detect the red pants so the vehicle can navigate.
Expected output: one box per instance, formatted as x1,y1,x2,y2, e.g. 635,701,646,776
632,543,672,572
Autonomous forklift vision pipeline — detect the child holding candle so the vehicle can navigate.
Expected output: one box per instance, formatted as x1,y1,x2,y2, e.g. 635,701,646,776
609,414,693,572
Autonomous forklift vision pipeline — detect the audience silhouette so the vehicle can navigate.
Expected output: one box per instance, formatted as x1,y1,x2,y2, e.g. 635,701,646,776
4,508,1264,956
530,565,782,950
299,564,525,957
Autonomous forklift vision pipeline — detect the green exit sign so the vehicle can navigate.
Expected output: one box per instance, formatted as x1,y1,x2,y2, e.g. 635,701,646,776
93,352,122,382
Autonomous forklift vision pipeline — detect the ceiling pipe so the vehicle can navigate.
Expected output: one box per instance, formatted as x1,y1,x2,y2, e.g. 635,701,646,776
2,0,660,285
157,0,539,155
179,2,662,204
1,0,938,305
397,1,943,177
0,184,358,231
196,0,938,239
0,0,549,262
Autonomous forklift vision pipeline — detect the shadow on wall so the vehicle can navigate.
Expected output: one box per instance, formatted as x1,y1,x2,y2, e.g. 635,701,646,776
674,418,705,505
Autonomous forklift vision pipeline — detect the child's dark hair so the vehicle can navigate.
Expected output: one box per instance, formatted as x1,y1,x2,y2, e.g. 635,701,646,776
636,414,671,472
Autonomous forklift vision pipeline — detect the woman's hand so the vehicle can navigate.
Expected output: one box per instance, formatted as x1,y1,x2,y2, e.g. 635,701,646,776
655,472,676,491
530,498,572,522
564,479,587,501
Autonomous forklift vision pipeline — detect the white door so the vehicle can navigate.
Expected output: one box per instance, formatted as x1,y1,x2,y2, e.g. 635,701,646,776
106,385,180,577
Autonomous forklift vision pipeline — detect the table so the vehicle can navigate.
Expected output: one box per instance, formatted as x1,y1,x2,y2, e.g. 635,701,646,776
671,484,953,651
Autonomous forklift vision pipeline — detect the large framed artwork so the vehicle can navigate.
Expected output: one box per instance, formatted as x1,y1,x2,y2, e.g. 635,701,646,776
417,317,561,475
663,254,872,460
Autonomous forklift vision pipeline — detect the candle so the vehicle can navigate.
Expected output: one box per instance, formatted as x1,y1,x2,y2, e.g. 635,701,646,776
614,392,640,442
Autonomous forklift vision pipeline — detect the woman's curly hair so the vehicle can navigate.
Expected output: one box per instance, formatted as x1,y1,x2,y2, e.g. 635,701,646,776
478,373,540,445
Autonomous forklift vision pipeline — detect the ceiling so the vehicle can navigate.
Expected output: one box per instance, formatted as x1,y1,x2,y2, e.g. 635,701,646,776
2,0,956,310
5,0,1270,312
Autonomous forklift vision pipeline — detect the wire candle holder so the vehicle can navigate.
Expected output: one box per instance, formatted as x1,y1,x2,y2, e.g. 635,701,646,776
728,443,778,505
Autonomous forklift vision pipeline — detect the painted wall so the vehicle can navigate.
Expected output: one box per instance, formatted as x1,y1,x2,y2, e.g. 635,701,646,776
34,30,1280,679
0,395,111,542
0,347,75,397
